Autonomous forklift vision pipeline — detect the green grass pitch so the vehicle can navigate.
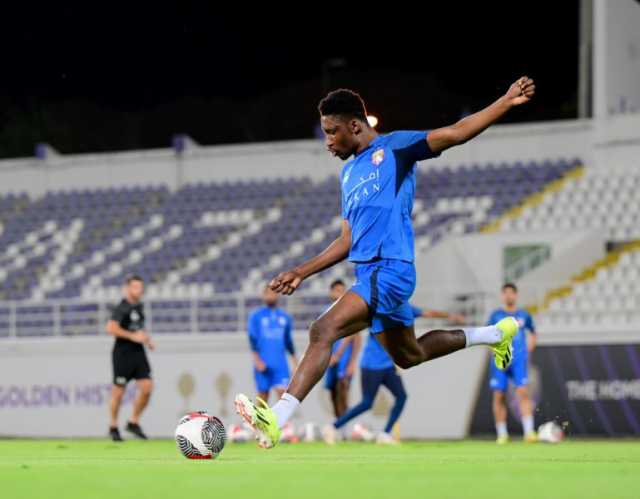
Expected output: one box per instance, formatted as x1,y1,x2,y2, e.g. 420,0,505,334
1,439,639,499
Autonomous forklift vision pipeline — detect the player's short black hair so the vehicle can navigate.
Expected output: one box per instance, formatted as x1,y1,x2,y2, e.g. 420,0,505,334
502,283,518,293
125,274,144,284
318,89,368,122
330,279,346,289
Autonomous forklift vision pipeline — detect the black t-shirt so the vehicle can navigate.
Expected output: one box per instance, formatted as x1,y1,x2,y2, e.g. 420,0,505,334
111,299,145,352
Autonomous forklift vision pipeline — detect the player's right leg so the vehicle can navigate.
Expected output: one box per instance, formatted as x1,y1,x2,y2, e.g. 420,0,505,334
235,291,370,448
375,317,518,371
110,349,130,441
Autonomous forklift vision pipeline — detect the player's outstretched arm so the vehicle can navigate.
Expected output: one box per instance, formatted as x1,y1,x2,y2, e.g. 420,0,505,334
427,76,535,154
269,220,352,296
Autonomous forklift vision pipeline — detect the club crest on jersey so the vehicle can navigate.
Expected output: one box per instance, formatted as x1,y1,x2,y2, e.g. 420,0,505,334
371,148,384,166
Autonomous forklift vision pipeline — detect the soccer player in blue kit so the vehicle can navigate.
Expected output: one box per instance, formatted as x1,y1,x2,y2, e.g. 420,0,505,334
488,283,538,444
247,286,297,403
323,305,464,445
235,76,536,448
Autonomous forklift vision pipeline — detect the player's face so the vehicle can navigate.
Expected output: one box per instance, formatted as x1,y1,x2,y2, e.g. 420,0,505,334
321,115,360,160
502,288,517,308
262,288,279,307
329,283,346,302
126,280,145,301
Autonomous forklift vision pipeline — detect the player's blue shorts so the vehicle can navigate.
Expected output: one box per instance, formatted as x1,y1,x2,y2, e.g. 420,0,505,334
350,258,416,334
489,352,528,392
254,364,290,393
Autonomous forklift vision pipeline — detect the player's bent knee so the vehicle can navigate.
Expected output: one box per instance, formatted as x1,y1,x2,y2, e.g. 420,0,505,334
394,355,421,370
309,318,336,346
361,399,374,411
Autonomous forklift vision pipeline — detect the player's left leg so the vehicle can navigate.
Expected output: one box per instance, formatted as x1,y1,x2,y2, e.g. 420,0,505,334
235,294,369,448
109,384,125,441
378,368,407,443
324,367,382,444
335,376,351,417
126,377,152,439
127,352,153,439
513,358,536,441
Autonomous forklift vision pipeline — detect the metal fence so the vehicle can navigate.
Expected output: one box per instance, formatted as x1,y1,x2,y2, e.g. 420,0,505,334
0,291,491,339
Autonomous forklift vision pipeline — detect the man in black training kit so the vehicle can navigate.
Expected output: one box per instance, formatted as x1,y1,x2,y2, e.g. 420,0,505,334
235,77,535,449
107,275,155,441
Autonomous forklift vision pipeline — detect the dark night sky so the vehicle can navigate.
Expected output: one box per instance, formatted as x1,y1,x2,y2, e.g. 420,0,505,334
0,3,580,157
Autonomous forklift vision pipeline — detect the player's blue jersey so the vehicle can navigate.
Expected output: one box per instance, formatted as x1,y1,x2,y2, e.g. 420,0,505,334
247,306,294,368
487,308,535,359
361,305,423,370
341,131,439,263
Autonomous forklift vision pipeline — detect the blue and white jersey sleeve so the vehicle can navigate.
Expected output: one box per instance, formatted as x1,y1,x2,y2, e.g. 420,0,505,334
386,131,440,165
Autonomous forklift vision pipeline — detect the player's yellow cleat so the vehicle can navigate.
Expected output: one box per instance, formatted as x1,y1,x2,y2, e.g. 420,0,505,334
496,435,510,445
234,394,281,449
491,317,519,370
524,431,538,443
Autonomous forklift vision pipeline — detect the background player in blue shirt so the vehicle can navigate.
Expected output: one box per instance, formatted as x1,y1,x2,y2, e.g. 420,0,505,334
247,286,297,403
235,77,536,448
323,305,465,445
324,279,362,418
488,283,537,444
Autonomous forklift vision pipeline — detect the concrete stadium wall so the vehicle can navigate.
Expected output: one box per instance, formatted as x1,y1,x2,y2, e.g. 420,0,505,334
0,334,485,440
2,328,639,439
414,230,605,305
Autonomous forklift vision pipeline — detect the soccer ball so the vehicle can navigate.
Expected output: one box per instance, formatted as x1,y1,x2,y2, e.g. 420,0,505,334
175,411,226,459
537,421,565,443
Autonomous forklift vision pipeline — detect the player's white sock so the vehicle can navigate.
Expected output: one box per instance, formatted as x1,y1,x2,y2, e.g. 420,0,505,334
272,392,300,429
496,421,508,438
463,326,502,347
522,415,535,434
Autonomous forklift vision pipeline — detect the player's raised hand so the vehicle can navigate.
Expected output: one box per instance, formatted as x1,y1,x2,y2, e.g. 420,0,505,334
505,76,535,106
269,269,303,295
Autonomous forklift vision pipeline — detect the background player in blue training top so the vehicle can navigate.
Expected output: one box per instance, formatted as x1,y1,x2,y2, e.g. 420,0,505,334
235,76,535,448
248,286,297,404
323,305,465,445
324,279,362,417
488,283,537,444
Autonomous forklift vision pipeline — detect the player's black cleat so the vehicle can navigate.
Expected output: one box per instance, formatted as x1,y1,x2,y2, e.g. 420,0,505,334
109,426,124,442
126,421,148,440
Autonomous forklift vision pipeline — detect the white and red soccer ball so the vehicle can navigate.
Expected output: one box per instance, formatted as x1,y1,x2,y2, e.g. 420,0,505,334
175,411,226,459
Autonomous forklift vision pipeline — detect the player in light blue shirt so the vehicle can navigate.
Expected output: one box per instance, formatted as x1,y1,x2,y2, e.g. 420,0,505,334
247,286,297,403
488,283,537,444
235,77,536,448
326,305,465,444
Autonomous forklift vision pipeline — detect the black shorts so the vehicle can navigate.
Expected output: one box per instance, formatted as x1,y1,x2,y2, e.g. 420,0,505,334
112,348,151,386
